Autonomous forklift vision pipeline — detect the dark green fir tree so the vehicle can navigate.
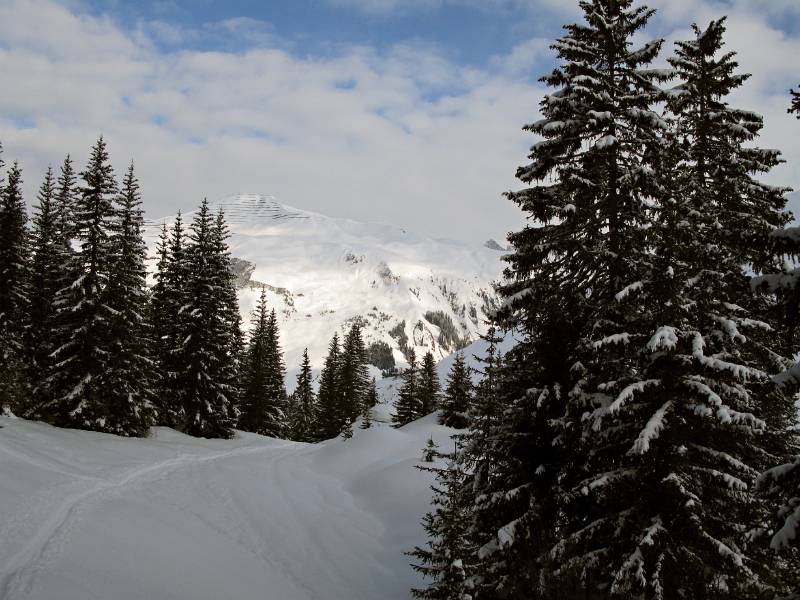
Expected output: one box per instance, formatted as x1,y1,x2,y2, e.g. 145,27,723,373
438,352,472,429
393,349,420,427
289,348,317,441
418,351,440,416
316,332,343,440
239,288,286,437
177,199,236,438
0,159,29,413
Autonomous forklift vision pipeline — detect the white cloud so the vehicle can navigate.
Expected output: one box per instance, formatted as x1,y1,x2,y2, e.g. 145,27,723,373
0,0,798,247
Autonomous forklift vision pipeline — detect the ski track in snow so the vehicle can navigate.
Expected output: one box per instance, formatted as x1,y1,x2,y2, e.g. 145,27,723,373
0,411,462,600
0,440,288,600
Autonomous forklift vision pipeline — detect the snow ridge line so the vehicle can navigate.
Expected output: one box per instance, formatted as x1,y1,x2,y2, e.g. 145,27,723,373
0,441,288,600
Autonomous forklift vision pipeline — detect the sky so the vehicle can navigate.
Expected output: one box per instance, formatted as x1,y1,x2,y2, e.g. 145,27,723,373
1,0,799,244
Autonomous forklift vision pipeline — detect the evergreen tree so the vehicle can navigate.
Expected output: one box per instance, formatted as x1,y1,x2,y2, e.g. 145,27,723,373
340,322,370,424
418,351,441,416
24,168,61,412
153,213,190,427
44,137,121,431
213,209,244,411
101,162,153,435
439,353,472,429
317,332,343,440
790,86,799,116
359,377,378,429
456,2,676,596
393,349,420,427
239,288,285,437
177,199,235,438
289,348,317,441
0,160,29,413
54,154,77,242
409,445,475,600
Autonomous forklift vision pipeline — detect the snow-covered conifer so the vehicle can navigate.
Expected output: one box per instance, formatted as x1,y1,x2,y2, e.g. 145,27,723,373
44,137,122,431
393,349,420,427
101,162,153,435
317,332,343,439
24,168,61,411
439,353,471,429
409,446,474,600
0,160,29,412
340,322,370,425
289,348,317,441
177,199,235,438
418,351,440,416
239,288,285,437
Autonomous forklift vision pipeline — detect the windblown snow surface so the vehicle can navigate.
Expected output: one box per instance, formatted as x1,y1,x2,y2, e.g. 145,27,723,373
146,194,506,373
0,411,458,600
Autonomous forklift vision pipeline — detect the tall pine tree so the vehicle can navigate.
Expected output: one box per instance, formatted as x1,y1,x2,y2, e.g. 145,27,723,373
0,159,29,413
317,332,343,440
24,168,61,412
176,199,236,438
439,352,472,429
340,322,370,425
101,162,153,435
393,349,420,427
409,446,475,600
418,351,441,416
44,137,122,431
239,288,286,437
289,348,317,441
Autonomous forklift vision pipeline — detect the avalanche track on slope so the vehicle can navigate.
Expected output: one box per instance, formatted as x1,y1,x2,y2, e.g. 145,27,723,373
0,415,456,600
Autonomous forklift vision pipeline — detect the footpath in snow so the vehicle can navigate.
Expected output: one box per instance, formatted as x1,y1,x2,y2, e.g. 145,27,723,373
0,413,455,600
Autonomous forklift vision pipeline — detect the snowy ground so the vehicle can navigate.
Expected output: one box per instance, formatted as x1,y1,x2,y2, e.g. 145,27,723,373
0,413,456,600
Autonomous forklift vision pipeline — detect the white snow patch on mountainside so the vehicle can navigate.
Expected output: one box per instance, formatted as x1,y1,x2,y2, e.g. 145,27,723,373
148,193,505,372
0,414,456,600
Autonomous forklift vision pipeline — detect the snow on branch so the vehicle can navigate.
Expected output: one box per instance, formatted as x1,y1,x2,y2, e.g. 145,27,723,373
608,379,660,414
690,332,768,380
647,326,678,352
592,332,631,350
629,401,672,455
615,280,643,301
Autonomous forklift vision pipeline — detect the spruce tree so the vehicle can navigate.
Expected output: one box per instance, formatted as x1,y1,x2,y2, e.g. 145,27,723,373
54,155,77,242
457,2,675,596
24,168,61,412
317,332,343,440
359,377,378,429
213,209,244,410
177,199,235,438
340,322,370,424
0,160,29,413
239,288,285,437
393,349,420,427
418,351,441,416
44,137,121,430
409,446,474,600
289,348,317,441
101,162,153,435
153,213,190,427
439,353,472,429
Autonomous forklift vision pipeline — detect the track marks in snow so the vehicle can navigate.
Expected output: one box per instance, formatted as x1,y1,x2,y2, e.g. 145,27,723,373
0,442,285,600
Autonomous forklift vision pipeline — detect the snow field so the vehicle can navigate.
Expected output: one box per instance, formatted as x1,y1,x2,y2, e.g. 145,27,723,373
0,414,456,600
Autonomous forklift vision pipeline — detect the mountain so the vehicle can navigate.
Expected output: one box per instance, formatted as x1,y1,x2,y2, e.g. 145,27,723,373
149,194,504,371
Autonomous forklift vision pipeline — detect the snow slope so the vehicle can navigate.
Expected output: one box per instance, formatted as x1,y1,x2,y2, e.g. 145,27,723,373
147,194,505,371
0,414,456,600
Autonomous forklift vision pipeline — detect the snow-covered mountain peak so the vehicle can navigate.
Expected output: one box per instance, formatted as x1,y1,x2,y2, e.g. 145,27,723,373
152,193,504,372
